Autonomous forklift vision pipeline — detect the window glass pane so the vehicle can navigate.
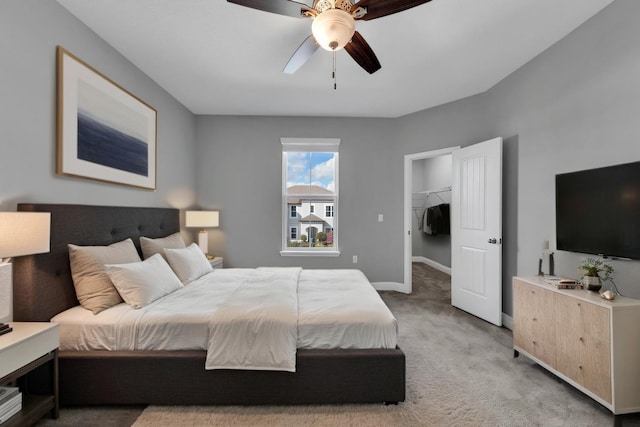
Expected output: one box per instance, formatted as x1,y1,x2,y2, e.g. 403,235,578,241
286,152,335,193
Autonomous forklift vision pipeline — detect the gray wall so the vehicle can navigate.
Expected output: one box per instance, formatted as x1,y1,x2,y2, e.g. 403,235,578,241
196,0,640,316
485,0,640,304
0,1,197,213
195,116,401,281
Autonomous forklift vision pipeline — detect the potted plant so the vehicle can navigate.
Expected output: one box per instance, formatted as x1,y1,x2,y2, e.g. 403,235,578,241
578,257,614,291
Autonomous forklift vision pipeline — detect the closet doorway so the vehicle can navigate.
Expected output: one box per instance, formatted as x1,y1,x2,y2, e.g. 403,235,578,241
403,138,503,326
403,147,459,294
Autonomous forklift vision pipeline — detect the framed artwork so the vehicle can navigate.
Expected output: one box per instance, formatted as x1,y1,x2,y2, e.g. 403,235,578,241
56,46,157,190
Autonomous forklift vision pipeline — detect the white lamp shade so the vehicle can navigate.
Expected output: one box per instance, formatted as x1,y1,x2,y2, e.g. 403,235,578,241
312,8,355,51
186,211,219,228
0,212,51,258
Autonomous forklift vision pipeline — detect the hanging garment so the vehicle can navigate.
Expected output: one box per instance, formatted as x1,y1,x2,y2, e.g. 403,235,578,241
438,203,450,235
424,203,450,236
424,205,440,235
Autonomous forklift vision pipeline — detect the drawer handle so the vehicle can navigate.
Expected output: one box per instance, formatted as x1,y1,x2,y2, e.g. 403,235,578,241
532,317,537,321
579,337,584,342
579,365,583,370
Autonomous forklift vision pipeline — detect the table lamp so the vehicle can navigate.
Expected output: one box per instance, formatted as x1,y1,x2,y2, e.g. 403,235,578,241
185,211,219,258
0,212,51,335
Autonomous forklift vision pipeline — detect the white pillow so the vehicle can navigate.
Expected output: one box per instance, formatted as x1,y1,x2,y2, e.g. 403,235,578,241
68,238,141,314
105,253,183,309
164,243,213,284
140,232,186,260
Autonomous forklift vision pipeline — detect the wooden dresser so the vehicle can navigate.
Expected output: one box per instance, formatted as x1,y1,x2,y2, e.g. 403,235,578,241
513,276,640,414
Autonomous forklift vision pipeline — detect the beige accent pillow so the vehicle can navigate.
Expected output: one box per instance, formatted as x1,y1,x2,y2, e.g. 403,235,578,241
164,243,213,284
105,254,183,309
68,238,141,314
140,232,186,260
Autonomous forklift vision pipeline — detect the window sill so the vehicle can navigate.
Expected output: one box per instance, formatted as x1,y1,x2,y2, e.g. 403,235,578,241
280,250,341,257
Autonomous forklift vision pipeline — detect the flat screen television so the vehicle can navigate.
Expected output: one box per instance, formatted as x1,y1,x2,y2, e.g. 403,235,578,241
556,161,640,260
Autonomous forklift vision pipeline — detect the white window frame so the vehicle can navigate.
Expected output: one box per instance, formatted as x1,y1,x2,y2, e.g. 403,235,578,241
289,226,297,240
290,205,297,218
281,138,340,256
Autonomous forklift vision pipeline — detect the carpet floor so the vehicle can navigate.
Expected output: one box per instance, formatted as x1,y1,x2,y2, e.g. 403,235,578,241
37,263,640,426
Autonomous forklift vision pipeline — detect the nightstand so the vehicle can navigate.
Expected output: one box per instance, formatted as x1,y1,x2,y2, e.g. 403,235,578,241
209,257,224,269
0,322,59,426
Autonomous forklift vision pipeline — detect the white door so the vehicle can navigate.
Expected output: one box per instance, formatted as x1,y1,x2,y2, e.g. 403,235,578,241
451,137,502,326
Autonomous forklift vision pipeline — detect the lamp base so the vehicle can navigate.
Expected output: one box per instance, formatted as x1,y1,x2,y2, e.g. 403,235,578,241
198,230,209,256
0,262,12,324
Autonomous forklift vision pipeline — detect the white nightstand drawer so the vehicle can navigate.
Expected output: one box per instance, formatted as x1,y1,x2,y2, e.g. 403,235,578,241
0,323,59,379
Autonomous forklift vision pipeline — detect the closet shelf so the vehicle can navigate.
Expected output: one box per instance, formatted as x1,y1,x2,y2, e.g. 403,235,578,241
413,186,451,195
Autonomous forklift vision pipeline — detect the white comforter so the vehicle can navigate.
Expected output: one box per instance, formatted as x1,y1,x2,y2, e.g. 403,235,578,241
205,267,300,372
52,268,398,372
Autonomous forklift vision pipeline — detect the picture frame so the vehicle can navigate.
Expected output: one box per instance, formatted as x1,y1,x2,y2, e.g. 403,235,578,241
56,46,157,190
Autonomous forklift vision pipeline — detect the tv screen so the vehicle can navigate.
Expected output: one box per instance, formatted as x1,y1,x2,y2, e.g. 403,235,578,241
556,161,640,260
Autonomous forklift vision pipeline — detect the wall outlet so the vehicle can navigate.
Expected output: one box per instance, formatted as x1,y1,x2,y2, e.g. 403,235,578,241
378,214,384,222
352,255,358,264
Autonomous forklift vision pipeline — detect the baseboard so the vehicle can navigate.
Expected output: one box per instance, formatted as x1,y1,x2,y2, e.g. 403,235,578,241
502,313,513,330
372,282,410,294
412,256,451,275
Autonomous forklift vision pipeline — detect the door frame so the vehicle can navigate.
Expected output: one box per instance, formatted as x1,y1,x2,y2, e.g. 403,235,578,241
403,146,460,294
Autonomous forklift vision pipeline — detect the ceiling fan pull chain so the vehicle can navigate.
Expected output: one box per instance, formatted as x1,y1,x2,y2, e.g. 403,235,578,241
333,50,337,90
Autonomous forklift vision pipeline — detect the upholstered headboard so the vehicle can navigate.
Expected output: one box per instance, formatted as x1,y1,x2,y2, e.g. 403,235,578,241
13,204,180,322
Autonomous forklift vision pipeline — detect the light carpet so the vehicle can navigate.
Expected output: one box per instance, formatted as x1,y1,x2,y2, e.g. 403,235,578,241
131,263,635,426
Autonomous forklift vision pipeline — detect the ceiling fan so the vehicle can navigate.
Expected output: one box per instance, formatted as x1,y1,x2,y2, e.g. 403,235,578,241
227,0,431,75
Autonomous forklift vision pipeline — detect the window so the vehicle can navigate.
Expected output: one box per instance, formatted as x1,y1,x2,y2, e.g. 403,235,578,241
282,138,339,256
325,205,334,217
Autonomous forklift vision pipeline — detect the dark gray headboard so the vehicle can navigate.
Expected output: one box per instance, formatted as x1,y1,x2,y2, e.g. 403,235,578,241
13,204,180,322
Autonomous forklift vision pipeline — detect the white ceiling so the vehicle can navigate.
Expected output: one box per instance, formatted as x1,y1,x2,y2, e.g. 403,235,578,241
56,0,613,118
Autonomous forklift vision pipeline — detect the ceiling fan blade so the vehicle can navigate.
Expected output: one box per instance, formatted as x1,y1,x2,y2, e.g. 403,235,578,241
351,0,430,21
344,31,381,74
283,35,319,74
227,0,313,18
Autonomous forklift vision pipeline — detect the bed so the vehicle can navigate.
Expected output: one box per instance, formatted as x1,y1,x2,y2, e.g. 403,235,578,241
13,203,405,406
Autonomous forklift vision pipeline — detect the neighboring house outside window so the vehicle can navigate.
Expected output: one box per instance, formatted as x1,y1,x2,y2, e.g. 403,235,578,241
281,138,339,256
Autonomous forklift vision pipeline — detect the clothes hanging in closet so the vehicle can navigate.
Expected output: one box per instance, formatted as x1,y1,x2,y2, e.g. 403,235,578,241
422,203,450,236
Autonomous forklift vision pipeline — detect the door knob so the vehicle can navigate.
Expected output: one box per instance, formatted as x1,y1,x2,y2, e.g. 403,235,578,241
488,238,497,244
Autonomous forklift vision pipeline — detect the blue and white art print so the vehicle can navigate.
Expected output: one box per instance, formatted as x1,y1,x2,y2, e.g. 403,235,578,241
57,46,157,190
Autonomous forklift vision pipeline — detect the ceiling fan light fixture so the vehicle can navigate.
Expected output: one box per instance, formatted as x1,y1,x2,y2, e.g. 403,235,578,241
311,8,355,51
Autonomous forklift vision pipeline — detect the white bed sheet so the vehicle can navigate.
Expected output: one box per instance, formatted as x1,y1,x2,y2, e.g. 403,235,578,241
52,268,398,352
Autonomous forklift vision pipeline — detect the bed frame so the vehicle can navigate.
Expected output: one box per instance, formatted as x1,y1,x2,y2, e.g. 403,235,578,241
13,203,405,406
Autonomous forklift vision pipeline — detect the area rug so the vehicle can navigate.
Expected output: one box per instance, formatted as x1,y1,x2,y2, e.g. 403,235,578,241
132,264,623,427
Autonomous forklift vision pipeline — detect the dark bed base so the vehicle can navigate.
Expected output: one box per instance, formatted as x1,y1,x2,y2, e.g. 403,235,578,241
60,348,405,405
14,204,406,406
